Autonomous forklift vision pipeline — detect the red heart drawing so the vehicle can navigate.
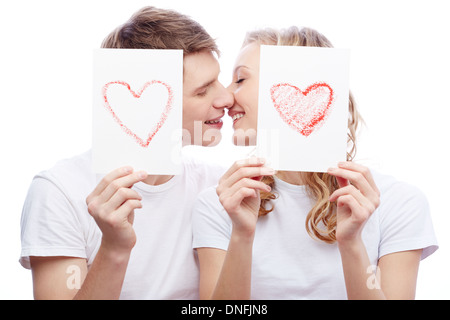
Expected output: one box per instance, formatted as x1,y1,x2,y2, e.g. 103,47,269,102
270,82,334,136
102,80,174,147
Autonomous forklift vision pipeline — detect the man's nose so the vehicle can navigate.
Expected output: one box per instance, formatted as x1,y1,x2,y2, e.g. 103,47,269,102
213,84,234,110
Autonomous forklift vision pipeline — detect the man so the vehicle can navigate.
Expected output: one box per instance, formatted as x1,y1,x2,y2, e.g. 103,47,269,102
20,6,233,299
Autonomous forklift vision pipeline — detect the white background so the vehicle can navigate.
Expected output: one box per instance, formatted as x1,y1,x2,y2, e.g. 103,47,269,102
1,0,449,299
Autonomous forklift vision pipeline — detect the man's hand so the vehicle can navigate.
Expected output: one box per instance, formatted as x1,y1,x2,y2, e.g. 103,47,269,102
86,166,148,253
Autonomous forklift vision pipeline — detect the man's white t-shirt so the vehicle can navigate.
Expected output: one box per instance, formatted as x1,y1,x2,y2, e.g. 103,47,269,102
20,150,225,299
192,170,438,299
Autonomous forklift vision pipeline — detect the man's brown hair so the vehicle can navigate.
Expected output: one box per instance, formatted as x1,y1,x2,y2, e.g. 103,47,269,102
101,6,219,56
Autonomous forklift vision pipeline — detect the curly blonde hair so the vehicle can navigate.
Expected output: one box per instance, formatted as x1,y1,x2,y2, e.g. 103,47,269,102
247,26,362,244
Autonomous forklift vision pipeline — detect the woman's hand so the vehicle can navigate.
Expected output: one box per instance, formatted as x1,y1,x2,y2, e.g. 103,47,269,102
208,158,273,300
327,162,380,246
216,158,274,238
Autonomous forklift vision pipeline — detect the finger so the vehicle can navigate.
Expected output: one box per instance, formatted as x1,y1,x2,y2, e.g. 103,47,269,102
336,194,372,223
224,166,275,190
330,185,376,212
330,185,364,203
217,165,273,195
103,188,143,214
337,162,380,196
335,176,350,188
100,170,148,203
220,158,266,183
224,178,271,198
336,194,360,211
114,199,143,222
86,166,133,204
219,187,251,211
225,187,258,211
327,167,376,199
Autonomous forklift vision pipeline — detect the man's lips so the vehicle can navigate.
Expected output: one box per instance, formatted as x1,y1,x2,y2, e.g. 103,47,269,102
204,116,224,129
204,118,222,125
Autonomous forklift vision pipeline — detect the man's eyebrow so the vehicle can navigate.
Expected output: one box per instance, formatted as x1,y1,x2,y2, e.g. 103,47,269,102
194,78,215,93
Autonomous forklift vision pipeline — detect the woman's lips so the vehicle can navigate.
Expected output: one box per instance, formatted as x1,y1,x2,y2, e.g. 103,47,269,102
231,112,245,124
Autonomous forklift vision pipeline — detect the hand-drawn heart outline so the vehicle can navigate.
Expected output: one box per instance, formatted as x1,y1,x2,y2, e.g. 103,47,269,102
270,82,334,137
102,80,174,148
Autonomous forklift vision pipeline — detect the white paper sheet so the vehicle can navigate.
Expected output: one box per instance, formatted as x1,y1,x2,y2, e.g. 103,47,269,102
257,45,350,172
92,49,183,174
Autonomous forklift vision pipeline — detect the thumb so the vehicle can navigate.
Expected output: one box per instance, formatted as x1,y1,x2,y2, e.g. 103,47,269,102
128,211,135,225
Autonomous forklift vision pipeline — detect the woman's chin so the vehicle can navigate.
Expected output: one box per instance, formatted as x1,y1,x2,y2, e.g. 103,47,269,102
232,131,257,147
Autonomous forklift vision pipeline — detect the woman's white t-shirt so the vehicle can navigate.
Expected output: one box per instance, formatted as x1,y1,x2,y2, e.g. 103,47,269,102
20,150,225,299
192,170,438,299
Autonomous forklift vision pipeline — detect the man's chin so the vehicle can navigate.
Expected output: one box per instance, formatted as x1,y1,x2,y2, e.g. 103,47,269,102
202,130,222,147
181,129,222,147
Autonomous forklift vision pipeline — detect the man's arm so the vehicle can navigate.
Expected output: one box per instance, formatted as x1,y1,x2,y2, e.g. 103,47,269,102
30,256,87,300
30,245,132,300
30,167,148,300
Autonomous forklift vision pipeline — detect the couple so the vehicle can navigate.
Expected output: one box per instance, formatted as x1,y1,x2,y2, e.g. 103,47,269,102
20,6,437,300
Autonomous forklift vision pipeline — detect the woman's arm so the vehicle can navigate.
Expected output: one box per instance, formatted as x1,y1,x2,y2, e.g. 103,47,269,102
197,232,254,300
328,162,422,299
207,231,255,300
338,239,422,299
197,248,226,299
197,158,273,300
377,249,422,299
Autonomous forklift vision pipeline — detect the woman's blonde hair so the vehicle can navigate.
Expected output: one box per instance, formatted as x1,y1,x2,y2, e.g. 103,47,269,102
246,26,362,244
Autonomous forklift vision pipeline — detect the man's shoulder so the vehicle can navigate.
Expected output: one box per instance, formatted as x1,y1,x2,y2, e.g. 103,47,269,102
34,150,97,196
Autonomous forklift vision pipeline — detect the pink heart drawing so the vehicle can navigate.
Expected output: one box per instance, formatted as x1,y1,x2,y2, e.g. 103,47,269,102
102,80,173,147
270,82,334,136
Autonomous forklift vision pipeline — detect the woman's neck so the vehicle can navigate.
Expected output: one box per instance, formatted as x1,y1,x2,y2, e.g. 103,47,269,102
142,174,174,186
275,171,306,186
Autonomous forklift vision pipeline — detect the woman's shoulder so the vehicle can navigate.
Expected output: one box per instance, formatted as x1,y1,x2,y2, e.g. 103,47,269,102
192,185,232,250
369,168,438,259
370,168,427,202
193,186,224,215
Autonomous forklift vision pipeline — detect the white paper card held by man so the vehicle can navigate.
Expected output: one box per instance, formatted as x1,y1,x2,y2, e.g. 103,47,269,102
93,49,183,174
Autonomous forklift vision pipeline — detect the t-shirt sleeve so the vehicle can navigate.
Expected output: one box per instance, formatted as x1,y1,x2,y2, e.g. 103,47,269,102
192,186,232,251
378,181,438,260
20,175,87,269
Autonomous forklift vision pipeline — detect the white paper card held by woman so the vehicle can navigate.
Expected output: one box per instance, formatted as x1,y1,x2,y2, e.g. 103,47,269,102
256,45,350,172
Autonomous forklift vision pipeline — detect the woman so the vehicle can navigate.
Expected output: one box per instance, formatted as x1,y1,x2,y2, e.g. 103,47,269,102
192,26,438,299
